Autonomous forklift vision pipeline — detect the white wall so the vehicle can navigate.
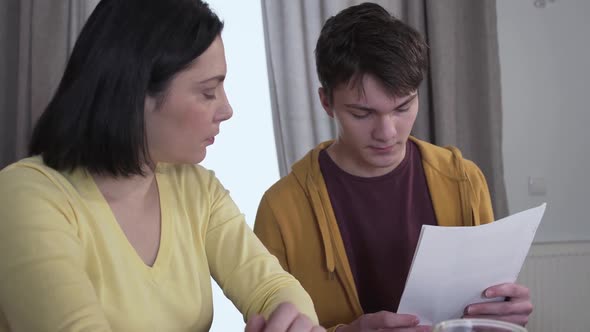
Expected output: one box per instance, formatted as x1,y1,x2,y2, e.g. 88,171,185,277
497,0,590,242
200,1,280,331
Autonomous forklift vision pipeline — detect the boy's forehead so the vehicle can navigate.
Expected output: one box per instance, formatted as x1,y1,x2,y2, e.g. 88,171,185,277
339,75,416,101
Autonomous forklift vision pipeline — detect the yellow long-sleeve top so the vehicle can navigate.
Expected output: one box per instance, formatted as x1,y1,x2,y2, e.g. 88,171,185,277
0,157,317,332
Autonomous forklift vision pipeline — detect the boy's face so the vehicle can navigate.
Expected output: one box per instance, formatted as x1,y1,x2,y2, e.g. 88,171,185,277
319,74,418,177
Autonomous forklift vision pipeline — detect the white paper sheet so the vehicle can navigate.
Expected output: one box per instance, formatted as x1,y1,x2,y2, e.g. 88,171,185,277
397,203,546,325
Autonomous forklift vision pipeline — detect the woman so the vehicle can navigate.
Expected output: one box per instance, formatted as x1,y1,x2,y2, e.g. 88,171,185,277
0,0,323,331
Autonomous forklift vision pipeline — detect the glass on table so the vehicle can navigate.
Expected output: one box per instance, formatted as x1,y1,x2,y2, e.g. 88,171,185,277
433,319,527,332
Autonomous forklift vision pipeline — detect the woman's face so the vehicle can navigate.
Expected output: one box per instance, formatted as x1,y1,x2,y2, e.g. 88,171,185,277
144,36,233,165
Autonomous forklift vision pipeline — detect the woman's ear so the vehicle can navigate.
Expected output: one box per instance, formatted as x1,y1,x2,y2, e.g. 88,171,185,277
144,95,157,113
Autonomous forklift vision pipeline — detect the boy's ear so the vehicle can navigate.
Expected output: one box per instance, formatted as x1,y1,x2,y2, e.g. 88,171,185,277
318,87,334,118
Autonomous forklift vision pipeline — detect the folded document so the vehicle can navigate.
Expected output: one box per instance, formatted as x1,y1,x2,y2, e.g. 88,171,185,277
397,203,546,325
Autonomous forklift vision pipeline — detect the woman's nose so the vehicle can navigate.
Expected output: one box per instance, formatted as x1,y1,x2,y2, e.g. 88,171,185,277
216,88,233,122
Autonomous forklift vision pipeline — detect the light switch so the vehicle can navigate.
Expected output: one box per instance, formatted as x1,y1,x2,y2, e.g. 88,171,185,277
528,176,547,196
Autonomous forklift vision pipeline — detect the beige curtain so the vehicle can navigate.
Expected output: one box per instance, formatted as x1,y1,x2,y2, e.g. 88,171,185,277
0,0,99,169
262,0,508,217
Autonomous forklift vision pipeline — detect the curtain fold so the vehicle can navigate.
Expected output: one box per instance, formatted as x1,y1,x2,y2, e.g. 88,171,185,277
0,0,98,169
420,0,508,217
261,0,507,217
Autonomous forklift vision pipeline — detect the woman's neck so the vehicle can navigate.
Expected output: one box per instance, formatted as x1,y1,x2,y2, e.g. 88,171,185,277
92,167,157,203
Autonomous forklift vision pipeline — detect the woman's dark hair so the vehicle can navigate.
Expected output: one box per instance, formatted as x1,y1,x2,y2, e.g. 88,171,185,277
315,2,428,101
29,0,223,176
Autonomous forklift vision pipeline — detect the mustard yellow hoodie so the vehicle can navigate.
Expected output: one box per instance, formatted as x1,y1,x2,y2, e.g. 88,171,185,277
254,137,494,331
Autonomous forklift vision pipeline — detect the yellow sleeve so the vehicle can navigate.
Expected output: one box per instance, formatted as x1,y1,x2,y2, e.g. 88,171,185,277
203,175,318,324
0,166,112,331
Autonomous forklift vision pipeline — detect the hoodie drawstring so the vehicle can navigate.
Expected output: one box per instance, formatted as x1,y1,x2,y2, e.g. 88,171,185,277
307,177,336,278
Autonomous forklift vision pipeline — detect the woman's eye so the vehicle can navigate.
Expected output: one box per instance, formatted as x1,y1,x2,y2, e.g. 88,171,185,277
203,90,216,100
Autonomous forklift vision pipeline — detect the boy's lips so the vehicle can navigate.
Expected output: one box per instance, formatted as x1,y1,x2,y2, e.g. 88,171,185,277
369,145,395,152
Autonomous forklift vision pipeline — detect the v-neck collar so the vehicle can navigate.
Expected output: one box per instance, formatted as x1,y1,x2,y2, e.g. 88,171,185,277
73,166,173,281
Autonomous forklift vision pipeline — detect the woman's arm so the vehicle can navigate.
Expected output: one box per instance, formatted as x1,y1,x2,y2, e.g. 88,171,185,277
0,166,111,332
203,174,318,325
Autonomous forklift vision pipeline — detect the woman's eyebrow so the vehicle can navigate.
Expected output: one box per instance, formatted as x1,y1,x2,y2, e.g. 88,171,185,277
198,75,226,85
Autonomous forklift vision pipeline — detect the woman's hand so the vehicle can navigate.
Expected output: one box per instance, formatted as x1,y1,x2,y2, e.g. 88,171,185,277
335,311,431,332
245,302,326,332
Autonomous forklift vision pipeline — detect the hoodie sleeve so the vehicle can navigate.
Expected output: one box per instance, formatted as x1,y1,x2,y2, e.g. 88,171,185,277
464,159,495,225
254,194,290,272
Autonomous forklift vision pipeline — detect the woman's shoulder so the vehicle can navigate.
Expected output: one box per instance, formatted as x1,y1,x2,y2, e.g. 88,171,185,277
0,156,68,191
1,155,48,172
0,156,79,228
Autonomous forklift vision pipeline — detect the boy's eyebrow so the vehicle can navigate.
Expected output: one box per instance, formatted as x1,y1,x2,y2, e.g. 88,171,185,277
344,93,418,112
396,93,418,109
343,104,377,112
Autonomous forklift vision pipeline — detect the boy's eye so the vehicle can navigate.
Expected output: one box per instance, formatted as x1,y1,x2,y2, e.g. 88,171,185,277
351,112,370,119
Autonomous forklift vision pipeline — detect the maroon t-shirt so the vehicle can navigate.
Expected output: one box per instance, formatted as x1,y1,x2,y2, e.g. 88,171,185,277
319,140,437,313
